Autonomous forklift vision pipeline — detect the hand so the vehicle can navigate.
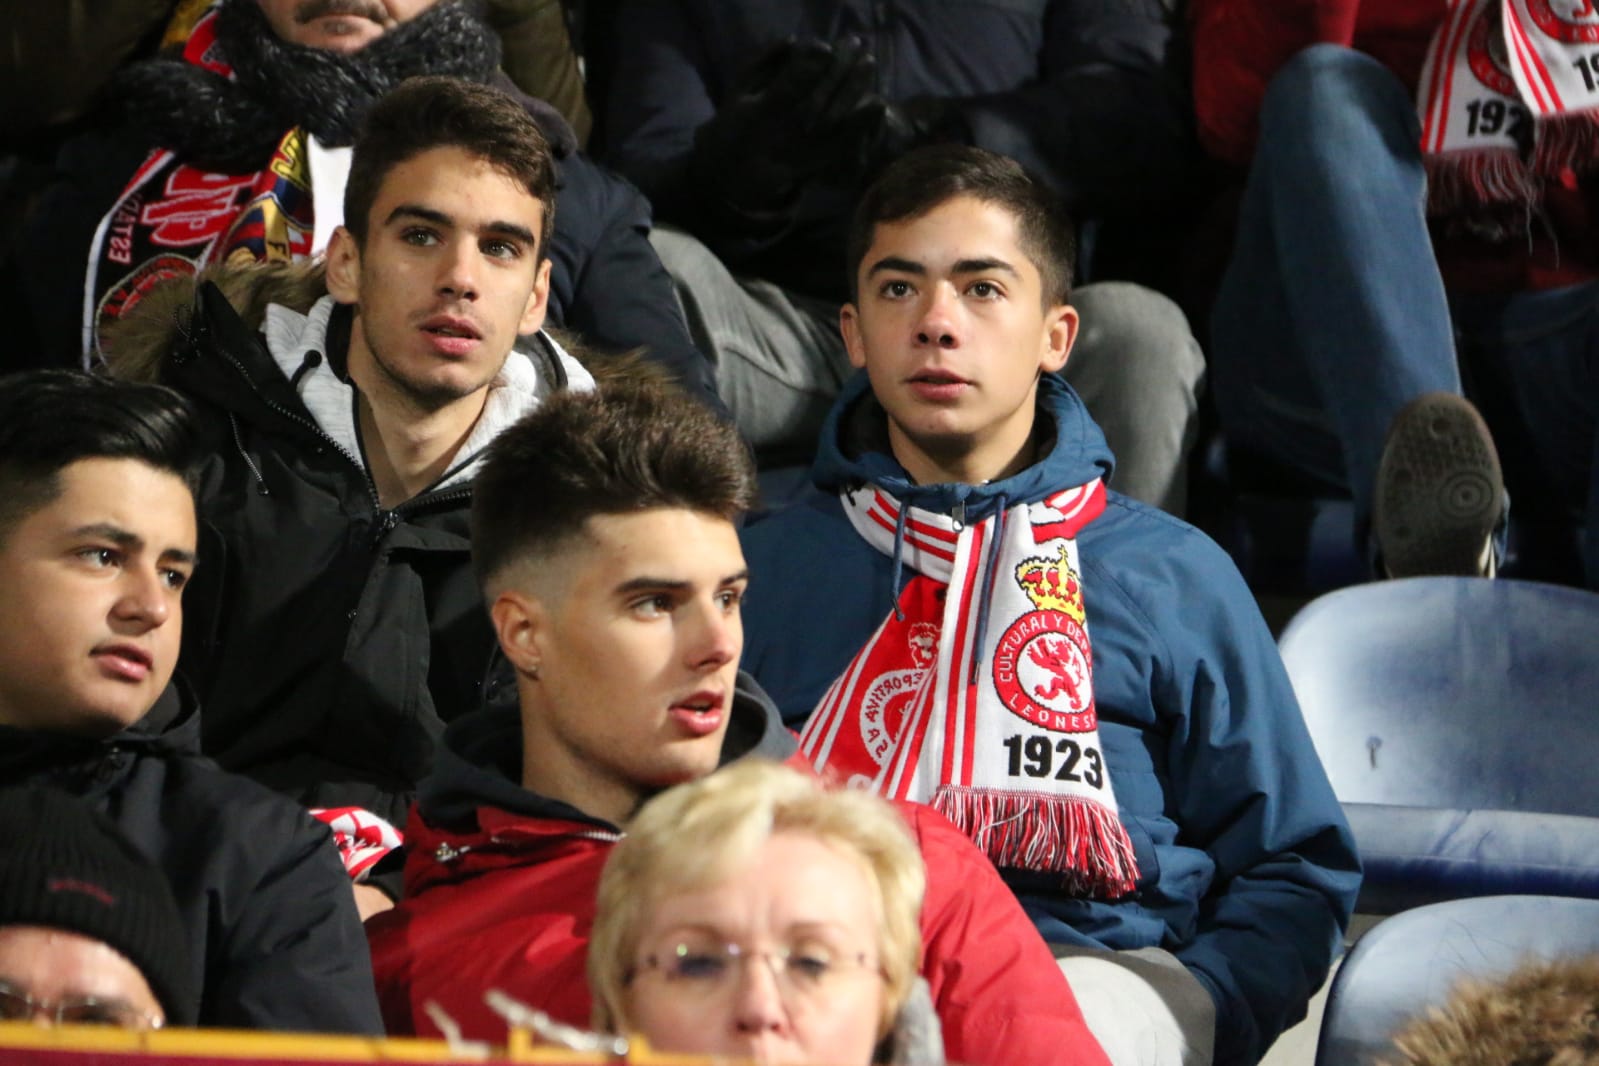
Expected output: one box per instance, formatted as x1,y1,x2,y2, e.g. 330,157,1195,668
837,94,960,180
353,882,395,922
691,37,880,217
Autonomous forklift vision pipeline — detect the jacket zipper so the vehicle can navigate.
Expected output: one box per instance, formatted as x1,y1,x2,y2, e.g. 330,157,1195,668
215,346,476,531
217,347,383,515
432,827,621,865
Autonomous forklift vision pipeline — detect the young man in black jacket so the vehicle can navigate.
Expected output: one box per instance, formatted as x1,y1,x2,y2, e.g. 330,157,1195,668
0,369,381,1033
108,76,598,917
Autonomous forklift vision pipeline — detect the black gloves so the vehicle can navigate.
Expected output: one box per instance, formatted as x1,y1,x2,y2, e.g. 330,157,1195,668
689,37,884,218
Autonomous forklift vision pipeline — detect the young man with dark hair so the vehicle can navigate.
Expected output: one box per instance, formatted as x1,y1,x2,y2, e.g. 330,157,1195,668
107,75,596,917
366,381,1110,1066
0,369,380,1033
739,145,1363,1066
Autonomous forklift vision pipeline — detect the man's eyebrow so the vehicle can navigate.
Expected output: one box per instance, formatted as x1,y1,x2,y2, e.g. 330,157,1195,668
385,204,453,229
68,523,197,566
613,569,750,596
952,256,1019,277
385,205,536,248
865,255,926,278
481,220,538,247
69,523,141,549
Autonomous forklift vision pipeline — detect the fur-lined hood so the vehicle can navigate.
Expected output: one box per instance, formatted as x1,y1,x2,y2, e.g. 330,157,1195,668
1385,956,1599,1066
101,258,664,393
102,259,330,385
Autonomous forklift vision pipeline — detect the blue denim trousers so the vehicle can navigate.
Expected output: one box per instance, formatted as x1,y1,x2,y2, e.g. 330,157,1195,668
1210,44,1598,584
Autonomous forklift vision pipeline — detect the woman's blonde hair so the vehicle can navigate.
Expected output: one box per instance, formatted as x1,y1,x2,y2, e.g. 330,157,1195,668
588,760,926,1040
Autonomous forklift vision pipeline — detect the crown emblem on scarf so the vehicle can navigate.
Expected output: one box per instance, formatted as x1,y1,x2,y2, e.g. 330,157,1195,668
1015,545,1087,623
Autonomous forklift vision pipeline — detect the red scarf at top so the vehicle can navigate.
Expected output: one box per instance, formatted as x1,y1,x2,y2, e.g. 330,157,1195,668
83,7,314,368
799,480,1139,897
1419,0,1599,212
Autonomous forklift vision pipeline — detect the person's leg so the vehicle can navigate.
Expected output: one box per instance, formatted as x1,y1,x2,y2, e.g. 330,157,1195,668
1067,282,1204,516
649,225,851,458
1453,282,1599,587
1056,946,1216,1066
1209,44,1463,537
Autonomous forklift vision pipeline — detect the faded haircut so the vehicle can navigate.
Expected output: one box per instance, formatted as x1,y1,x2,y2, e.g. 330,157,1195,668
471,382,756,592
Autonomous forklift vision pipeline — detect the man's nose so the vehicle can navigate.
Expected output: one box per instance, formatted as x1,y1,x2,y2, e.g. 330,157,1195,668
112,569,172,630
437,240,480,299
915,285,959,347
688,599,741,671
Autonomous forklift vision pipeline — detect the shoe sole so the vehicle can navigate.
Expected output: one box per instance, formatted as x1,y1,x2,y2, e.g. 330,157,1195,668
1373,392,1503,578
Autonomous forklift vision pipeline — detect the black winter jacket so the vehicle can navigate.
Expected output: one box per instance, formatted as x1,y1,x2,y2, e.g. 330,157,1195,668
600,0,1198,298
160,280,574,829
0,682,382,1033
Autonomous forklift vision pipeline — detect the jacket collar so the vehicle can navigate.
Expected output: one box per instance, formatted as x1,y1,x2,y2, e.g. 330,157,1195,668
259,295,593,494
812,371,1116,524
416,671,797,834
0,680,201,785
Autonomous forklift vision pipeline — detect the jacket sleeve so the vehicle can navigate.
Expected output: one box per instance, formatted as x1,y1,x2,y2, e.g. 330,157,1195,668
906,804,1112,1066
595,0,714,224
484,0,593,147
203,799,385,1034
547,152,724,413
1149,550,1361,1066
601,0,1196,225
947,0,1198,217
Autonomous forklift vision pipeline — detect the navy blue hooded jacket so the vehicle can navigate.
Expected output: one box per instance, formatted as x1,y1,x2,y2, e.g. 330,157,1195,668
741,372,1361,1066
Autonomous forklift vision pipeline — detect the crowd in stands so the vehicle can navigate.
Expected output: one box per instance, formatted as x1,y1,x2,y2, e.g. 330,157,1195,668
0,0,1595,1064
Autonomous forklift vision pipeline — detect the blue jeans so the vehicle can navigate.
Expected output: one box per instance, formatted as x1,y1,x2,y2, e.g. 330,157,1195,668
1210,44,1598,584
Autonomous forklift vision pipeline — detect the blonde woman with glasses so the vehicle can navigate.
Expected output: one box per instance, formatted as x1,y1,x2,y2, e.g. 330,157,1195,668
589,760,938,1065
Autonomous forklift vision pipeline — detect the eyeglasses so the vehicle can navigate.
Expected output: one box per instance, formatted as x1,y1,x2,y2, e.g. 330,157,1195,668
630,940,880,1002
0,981,163,1029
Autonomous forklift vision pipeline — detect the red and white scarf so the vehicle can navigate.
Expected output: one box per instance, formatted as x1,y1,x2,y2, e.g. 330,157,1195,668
799,481,1138,897
1419,0,1599,212
83,9,315,367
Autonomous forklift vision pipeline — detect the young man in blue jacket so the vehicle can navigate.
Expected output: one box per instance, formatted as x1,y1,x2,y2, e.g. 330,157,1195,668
740,145,1362,1066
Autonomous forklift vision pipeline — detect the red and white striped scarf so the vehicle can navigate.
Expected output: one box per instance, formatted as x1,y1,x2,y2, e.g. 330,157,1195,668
1419,0,1599,212
799,481,1138,896
83,9,315,367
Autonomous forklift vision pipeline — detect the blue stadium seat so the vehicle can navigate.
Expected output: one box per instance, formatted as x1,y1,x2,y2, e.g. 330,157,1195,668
1279,578,1599,913
1316,895,1599,1066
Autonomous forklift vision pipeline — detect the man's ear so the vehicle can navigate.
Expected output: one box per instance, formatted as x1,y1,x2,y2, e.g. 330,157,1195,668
490,587,547,679
840,303,867,370
325,226,362,305
518,257,553,336
1041,304,1078,375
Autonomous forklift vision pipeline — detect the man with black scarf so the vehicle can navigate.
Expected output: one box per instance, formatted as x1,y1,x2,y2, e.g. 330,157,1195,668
6,0,715,413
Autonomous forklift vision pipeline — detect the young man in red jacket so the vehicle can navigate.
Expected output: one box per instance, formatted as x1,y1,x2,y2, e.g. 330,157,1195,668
365,381,1109,1066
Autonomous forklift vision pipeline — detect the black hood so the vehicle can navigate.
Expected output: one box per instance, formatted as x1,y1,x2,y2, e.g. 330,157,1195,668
417,670,797,830
0,678,203,794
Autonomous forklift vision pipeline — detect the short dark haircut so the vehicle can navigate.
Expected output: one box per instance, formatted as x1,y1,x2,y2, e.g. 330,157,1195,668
472,383,757,590
0,370,203,543
845,144,1076,307
343,75,557,257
